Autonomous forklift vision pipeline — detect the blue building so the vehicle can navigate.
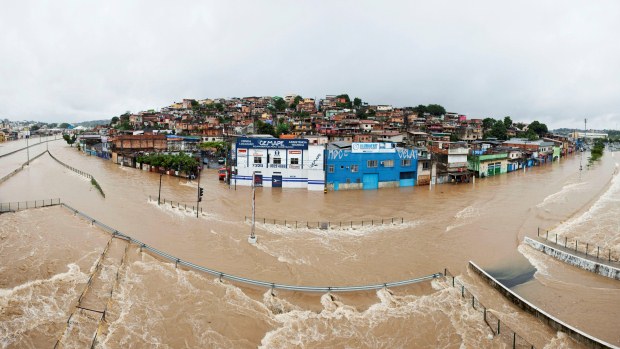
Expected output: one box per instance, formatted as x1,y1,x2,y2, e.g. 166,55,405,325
325,142,418,191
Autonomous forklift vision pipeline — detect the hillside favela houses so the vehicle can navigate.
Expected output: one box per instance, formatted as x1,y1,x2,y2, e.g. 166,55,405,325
49,94,592,191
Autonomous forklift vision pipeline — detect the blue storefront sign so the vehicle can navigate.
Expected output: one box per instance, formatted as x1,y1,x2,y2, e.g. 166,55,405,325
236,138,308,150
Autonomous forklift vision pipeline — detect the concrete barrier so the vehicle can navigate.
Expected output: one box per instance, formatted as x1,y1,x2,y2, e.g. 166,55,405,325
524,237,620,280
468,261,618,349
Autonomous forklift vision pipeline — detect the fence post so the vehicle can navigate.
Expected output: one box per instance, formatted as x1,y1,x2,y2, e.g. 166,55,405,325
497,319,500,335
537,227,539,237
575,240,578,252
555,234,557,244
586,243,589,256
372,220,374,225
597,246,600,259
564,236,567,247
546,230,548,240
401,217,403,224
472,296,475,309
483,307,486,321
609,250,612,262
461,285,464,297
513,333,516,349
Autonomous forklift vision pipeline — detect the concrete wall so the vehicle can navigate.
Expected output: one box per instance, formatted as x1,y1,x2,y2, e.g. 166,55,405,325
468,261,617,349
524,237,620,280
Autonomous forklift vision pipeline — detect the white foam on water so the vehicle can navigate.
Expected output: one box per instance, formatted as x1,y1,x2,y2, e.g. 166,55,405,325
542,331,574,349
147,198,221,221
518,244,551,278
446,205,482,232
178,180,198,189
536,181,588,208
255,219,424,238
260,280,494,348
551,170,620,251
0,263,87,348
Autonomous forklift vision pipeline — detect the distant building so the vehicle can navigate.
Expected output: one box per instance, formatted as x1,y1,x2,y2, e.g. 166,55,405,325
233,137,325,191
325,142,418,191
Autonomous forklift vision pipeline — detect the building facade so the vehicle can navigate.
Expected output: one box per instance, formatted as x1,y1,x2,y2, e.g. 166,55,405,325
233,137,325,190
325,142,418,190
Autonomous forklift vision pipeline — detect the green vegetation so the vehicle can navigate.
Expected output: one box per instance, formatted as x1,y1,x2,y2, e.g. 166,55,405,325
414,104,446,116
336,94,352,108
588,139,605,164
62,134,77,147
289,95,303,109
91,178,105,198
136,152,200,175
528,121,548,137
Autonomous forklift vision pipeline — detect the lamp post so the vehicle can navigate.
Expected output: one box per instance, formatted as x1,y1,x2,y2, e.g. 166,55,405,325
26,136,30,165
248,171,258,244
157,172,163,205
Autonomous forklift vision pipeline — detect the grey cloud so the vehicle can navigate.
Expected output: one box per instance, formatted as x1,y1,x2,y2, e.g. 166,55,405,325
1,0,618,130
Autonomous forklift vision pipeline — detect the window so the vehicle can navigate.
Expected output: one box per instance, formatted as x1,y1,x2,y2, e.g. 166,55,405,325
383,160,394,167
253,157,262,164
367,160,378,168
423,161,429,170
290,158,299,165
346,178,351,184
401,159,411,167
273,157,281,164
351,165,358,172
328,165,334,173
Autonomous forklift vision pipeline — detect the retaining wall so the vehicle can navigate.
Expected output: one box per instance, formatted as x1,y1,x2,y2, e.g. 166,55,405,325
468,261,617,349
524,237,620,280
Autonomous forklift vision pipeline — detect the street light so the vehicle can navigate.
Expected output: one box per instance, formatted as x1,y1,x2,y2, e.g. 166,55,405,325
248,171,258,244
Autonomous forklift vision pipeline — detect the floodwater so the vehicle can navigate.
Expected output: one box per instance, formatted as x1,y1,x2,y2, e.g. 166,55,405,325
1,139,619,348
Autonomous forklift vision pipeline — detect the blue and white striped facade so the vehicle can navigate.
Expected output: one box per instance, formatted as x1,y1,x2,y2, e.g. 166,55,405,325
232,137,325,191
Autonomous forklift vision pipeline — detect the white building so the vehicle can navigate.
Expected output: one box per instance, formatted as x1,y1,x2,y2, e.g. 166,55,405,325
233,137,325,190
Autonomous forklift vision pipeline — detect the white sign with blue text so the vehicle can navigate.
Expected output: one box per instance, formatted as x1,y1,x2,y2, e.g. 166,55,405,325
351,142,395,153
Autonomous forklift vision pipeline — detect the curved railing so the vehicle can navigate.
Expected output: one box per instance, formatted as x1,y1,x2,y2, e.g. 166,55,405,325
0,137,60,158
60,202,443,293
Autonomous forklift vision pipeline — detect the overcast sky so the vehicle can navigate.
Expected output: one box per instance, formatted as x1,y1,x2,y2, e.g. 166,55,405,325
1,1,619,130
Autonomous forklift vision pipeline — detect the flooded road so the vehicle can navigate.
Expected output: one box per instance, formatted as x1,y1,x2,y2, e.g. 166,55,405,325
1,140,619,348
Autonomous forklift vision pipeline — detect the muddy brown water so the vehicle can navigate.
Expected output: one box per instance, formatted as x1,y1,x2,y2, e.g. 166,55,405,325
1,140,619,348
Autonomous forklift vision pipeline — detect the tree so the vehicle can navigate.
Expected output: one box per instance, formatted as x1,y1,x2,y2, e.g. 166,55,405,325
426,104,446,116
489,120,508,140
272,97,287,112
30,125,40,131
449,133,460,142
256,120,277,137
110,116,120,125
482,118,496,131
336,94,352,108
503,116,513,129
414,105,427,116
63,134,77,147
276,123,290,137
290,95,303,109
353,97,362,107
59,123,70,129
528,121,548,137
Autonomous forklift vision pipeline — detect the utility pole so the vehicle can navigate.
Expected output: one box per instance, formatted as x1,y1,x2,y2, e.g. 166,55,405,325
158,172,163,205
248,171,257,244
26,136,30,165
196,166,203,218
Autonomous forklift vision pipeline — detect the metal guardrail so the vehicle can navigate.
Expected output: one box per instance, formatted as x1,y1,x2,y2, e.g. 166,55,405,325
59,202,442,292
0,150,48,185
444,269,535,348
537,228,619,263
48,151,93,179
0,137,60,158
0,198,61,212
246,216,405,229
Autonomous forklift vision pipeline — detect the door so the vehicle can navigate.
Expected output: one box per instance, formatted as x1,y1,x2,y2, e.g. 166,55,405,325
399,171,415,187
362,173,379,190
494,162,501,175
253,174,263,187
272,175,282,188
